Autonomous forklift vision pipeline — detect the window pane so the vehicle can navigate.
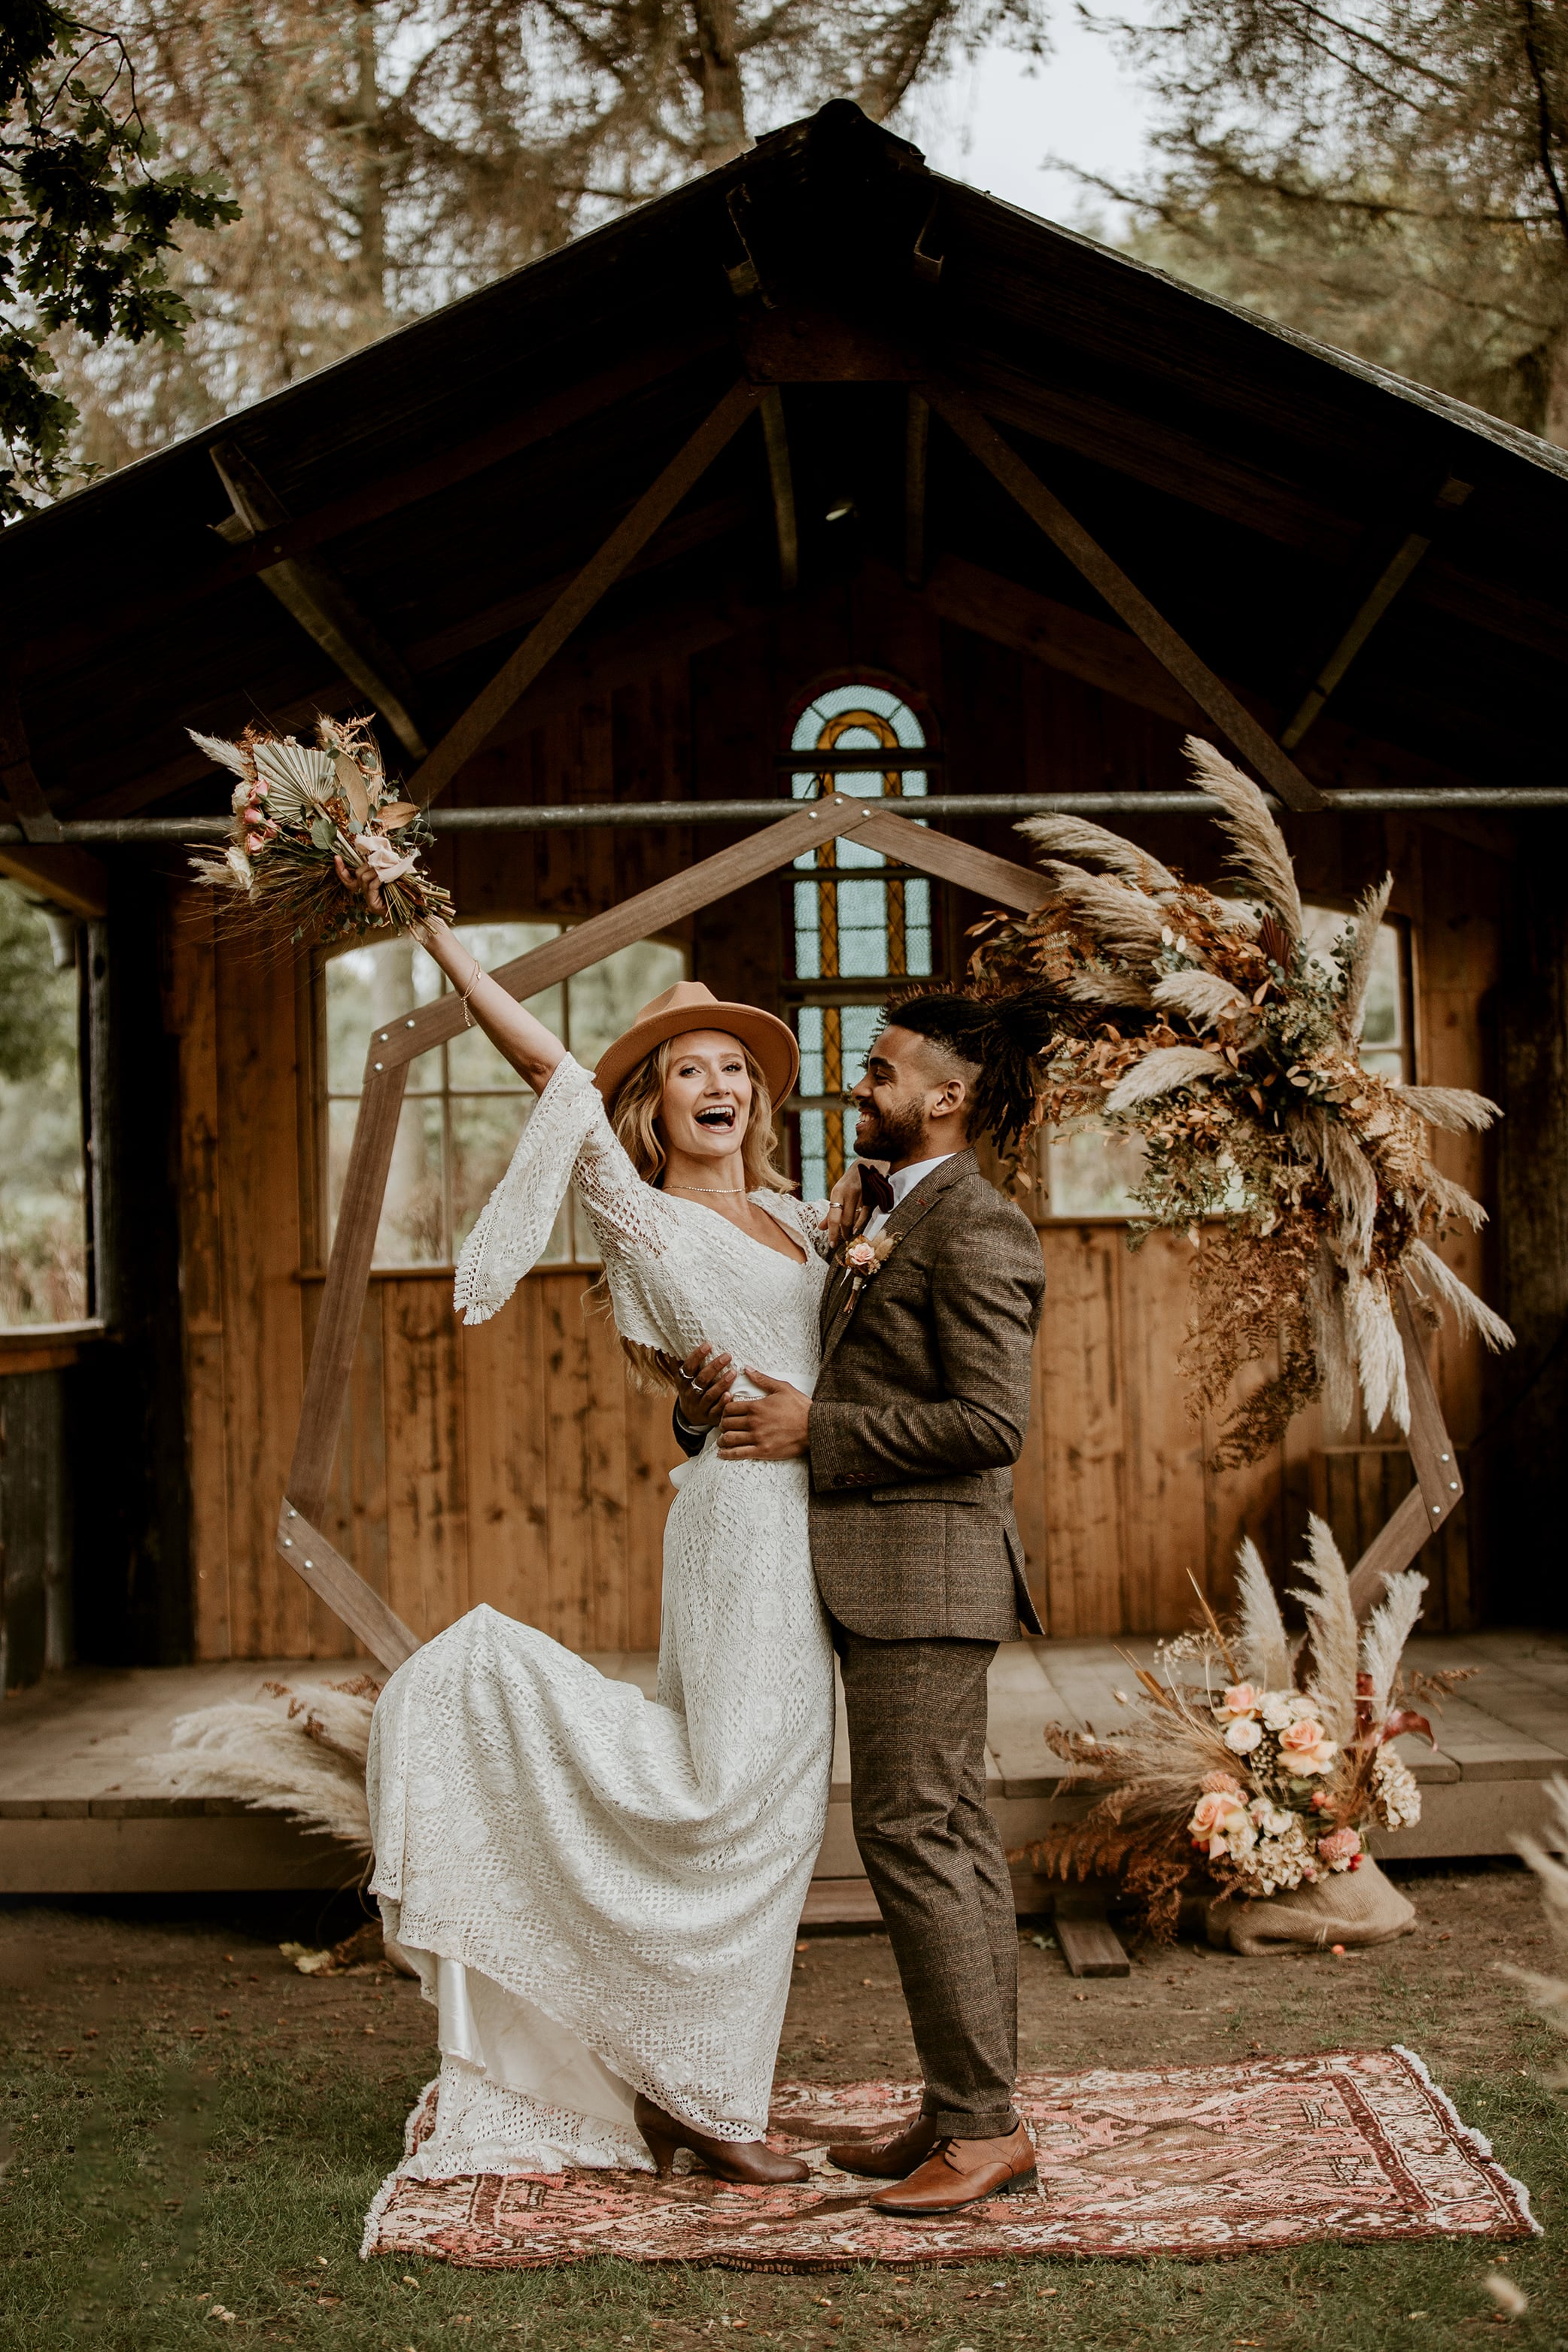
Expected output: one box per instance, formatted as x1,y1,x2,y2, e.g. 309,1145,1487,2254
798,1108,827,1202
1046,1128,1149,1218
793,880,822,979
440,922,561,1088
797,1004,825,1097
567,938,686,1068
450,1094,572,1266
0,886,86,1326
328,1095,448,1267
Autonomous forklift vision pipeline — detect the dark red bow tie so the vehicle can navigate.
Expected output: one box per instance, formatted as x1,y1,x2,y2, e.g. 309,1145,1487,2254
856,1162,895,1214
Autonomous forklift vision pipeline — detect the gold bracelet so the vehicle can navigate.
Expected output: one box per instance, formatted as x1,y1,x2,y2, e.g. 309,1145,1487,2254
460,952,482,1029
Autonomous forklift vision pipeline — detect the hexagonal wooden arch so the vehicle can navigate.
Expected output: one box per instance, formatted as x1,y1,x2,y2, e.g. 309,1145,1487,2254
275,796,1063,1667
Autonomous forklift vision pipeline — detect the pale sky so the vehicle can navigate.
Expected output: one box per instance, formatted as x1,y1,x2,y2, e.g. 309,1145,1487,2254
901,5,1162,234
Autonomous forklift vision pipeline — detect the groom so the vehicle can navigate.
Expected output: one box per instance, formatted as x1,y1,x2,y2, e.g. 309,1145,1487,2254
679,994,1046,2216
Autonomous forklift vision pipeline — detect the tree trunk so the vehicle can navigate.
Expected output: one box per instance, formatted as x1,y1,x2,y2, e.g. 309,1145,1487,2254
351,0,388,317
693,0,747,169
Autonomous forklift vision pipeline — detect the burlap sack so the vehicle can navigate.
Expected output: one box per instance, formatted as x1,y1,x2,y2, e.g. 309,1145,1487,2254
1206,1857,1416,1955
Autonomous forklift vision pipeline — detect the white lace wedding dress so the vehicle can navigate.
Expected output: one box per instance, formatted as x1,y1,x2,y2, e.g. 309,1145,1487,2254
364,1053,834,2216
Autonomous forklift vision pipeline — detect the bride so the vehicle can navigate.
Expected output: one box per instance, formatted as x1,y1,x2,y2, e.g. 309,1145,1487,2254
366,926,843,2196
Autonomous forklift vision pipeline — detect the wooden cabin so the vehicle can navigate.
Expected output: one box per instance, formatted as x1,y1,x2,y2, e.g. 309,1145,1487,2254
2,101,1564,1693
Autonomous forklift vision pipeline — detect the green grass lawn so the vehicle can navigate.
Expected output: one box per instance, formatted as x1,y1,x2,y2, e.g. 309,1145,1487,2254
2,1876,1566,2349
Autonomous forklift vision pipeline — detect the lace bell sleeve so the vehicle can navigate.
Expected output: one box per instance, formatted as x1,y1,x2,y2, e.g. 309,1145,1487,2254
454,1058,658,1336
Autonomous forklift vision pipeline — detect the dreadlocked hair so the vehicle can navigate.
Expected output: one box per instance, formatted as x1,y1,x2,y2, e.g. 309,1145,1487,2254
884,980,1062,1156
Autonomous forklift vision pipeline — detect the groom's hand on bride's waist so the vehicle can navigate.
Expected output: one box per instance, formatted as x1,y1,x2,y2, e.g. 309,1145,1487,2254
717,1369,812,1460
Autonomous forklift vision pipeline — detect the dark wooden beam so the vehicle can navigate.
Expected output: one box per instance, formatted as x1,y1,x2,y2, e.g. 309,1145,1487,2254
927,381,1329,813
406,378,762,807
17,332,734,681
904,390,929,588
0,840,107,916
1282,475,1472,748
758,389,798,593
0,671,62,842
211,441,429,758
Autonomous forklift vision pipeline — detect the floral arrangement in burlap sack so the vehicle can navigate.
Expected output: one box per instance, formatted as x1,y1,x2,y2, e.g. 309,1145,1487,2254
968,737,1512,1465
1015,1517,1470,1944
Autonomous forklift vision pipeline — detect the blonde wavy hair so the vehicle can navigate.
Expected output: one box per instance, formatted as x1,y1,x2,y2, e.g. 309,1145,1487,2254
585,1031,795,1393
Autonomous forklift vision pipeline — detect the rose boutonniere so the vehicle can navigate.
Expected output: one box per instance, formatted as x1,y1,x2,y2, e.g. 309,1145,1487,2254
834,1230,898,1319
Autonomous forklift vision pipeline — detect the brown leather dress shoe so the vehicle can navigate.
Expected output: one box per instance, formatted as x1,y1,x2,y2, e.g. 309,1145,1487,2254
634,2093,810,2185
825,2113,942,2178
868,2122,1037,2216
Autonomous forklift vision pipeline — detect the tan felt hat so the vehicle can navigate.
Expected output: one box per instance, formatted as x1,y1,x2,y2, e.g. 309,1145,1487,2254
592,980,800,1111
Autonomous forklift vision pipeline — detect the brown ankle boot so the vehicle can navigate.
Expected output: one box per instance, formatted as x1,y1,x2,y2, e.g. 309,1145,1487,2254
634,2094,810,2185
868,2121,1037,2216
825,2113,941,2178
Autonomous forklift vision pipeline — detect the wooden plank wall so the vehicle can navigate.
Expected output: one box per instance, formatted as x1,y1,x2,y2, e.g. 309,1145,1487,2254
164,584,1505,1658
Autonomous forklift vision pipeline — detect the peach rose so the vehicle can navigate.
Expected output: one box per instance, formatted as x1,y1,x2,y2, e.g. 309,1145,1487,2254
845,1239,878,1273
1279,1716,1338,1775
1216,1683,1262,1720
1189,1787,1248,1856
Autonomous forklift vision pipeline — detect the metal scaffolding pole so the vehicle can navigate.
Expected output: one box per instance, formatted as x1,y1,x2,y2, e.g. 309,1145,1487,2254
4,786,1566,846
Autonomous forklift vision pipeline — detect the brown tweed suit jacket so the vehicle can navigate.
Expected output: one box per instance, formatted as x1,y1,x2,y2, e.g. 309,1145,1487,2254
807,1149,1046,1641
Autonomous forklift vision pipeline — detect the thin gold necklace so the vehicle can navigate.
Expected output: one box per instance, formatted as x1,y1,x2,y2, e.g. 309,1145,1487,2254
666,1182,748,1196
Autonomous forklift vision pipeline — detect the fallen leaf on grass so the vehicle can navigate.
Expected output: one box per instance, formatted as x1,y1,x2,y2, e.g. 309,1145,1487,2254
1483,2275,1528,2317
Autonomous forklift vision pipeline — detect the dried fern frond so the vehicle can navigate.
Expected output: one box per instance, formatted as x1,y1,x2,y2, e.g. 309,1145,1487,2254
1360,1570,1427,1715
1394,1085,1501,1132
1105,1044,1223,1112
1234,1536,1293,1688
1405,1239,1515,1353
1184,737,1302,944
1017,814,1181,895
1289,1513,1360,1744
1339,874,1395,1041
1150,970,1252,1030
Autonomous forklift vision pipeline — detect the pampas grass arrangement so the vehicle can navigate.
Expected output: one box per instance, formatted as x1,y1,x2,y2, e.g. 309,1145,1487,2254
150,1674,377,1864
1016,1516,1467,1940
968,736,1513,1465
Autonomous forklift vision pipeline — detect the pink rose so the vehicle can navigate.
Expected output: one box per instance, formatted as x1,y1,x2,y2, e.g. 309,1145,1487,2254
1216,1683,1261,1720
1280,1716,1338,1775
361,834,416,886
845,1240,878,1272
245,831,268,855
1317,1828,1361,1869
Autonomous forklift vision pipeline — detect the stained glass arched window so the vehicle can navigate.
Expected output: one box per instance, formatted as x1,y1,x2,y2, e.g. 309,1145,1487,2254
784,682,934,1197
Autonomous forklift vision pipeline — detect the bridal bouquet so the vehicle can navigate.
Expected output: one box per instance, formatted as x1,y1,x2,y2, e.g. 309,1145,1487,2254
188,713,454,944
1016,1515,1467,1940
968,737,1512,1464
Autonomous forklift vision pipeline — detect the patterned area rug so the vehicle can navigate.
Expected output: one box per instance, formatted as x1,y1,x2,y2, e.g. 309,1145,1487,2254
362,2047,1536,2271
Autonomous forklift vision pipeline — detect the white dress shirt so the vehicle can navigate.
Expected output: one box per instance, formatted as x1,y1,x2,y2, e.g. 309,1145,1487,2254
863,1152,957,1239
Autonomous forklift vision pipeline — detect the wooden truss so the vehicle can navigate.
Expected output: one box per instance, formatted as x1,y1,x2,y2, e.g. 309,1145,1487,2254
268,342,1460,1670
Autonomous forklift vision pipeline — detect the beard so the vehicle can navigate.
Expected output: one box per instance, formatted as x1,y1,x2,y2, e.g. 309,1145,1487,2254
852,1094,928,1162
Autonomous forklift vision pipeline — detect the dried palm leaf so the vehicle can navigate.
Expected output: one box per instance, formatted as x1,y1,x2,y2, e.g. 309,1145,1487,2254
1394,1085,1501,1133
1017,814,1181,894
1184,737,1302,944
1360,1568,1427,1716
1338,874,1395,1041
1150,970,1251,1030
1105,1044,1223,1112
1405,1239,1515,1353
252,736,337,821
1233,1536,1293,1688
1288,1513,1360,1744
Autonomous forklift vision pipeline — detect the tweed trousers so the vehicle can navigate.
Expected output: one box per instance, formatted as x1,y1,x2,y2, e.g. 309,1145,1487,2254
834,1624,1018,2138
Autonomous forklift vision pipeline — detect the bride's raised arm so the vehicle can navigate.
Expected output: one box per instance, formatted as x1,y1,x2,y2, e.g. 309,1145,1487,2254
414,915,564,1093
